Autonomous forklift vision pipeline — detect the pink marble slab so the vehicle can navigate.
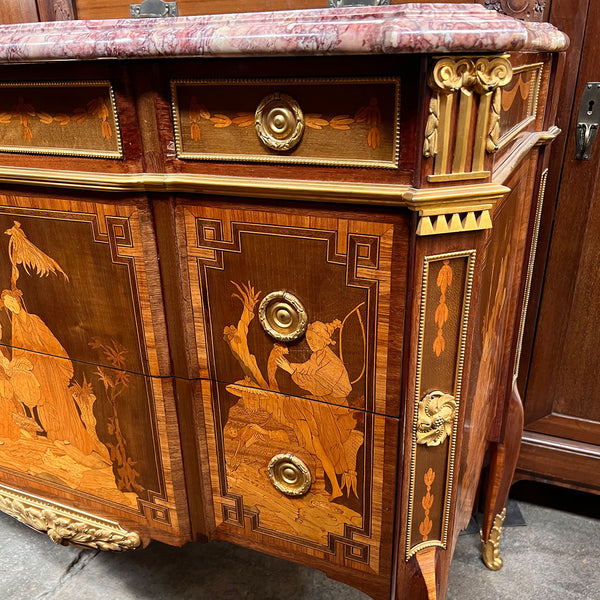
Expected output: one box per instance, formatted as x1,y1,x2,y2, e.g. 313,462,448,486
0,4,568,64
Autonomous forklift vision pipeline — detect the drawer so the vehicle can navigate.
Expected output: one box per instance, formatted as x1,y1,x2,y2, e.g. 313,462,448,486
0,190,171,378
176,198,408,418
170,77,400,169
0,80,122,159
0,62,143,174
0,193,188,545
200,378,398,578
0,347,190,545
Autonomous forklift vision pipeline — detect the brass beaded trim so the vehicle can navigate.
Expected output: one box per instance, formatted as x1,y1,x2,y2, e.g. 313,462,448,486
513,168,548,379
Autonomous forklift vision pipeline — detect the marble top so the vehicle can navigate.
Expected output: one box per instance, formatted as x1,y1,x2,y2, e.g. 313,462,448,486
0,4,568,64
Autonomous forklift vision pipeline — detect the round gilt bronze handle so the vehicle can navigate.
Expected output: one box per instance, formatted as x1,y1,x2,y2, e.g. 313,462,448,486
258,291,307,342
255,93,304,151
268,453,312,497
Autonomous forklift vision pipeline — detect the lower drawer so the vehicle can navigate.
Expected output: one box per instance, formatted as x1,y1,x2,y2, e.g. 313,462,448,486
199,379,399,580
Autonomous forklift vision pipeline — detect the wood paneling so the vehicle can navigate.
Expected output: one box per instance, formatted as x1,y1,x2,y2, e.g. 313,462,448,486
36,0,76,20
516,432,600,493
74,0,543,22
517,0,600,492
0,1,39,24
75,0,328,20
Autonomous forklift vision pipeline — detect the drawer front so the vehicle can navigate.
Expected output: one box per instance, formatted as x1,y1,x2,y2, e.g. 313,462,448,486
0,80,122,159
0,191,170,377
171,77,400,168
0,370,189,545
200,378,398,578
179,200,408,417
0,192,188,544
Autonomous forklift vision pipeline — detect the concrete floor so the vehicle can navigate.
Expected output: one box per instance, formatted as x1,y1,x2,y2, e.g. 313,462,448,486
0,484,598,600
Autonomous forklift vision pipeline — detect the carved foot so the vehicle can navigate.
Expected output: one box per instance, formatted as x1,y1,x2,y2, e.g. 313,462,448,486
480,508,506,571
415,546,437,600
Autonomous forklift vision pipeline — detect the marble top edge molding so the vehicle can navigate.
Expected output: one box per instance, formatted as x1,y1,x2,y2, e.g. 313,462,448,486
0,4,569,64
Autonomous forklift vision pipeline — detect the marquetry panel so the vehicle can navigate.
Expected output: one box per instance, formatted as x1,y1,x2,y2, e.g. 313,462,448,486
0,81,122,158
0,192,170,378
171,78,400,168
0,347,189,542
0,187,192,539
498,63,543,149
0,193,186,543
178,201,408,417
406,250,475,559
457,161,537,521
199,377,397,576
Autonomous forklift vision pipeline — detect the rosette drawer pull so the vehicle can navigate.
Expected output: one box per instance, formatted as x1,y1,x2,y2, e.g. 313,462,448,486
258,291,308,342
255,93,304,151
268,454,312,497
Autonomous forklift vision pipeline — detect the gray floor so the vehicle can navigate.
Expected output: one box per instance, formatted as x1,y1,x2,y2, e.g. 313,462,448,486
0,486,598,600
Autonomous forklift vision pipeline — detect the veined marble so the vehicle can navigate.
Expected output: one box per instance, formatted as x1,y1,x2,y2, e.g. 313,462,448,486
0,4,568,64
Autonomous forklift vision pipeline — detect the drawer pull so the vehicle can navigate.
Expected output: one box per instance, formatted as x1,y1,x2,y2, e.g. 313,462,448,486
255,93,305,151
268,453,312,497
258,290,307,342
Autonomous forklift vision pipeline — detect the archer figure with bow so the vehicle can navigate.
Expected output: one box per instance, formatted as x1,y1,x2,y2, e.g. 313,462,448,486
224,281,367,501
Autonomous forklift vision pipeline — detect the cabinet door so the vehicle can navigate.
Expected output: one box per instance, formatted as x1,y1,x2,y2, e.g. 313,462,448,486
176,197,408,586
516,0,600,492
0,190,190,546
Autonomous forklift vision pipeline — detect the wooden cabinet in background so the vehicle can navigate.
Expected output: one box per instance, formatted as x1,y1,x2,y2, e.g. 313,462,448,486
512,0,600,496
